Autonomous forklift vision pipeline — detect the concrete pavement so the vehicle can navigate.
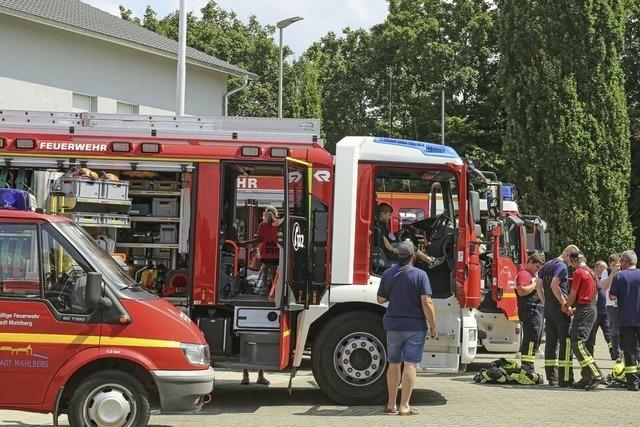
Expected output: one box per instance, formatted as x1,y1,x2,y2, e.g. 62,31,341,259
1,334,635,426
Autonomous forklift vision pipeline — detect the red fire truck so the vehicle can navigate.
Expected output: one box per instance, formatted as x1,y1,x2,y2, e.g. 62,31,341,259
0,110,506,406
0,189,214,426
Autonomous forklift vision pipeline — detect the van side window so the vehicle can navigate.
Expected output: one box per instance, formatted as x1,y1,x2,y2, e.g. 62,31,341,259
0,224,40,298
41,225,92,315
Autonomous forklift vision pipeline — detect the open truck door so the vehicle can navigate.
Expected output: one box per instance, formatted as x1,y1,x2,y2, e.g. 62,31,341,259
274,157,313,370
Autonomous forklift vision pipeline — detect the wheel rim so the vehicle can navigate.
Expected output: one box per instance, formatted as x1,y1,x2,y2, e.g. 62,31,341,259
82,383,137,427
333,331,386,387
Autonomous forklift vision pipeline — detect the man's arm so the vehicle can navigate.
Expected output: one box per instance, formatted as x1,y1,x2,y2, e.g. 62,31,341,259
602,265,620,290
536,277,545,304
549,276,567,306
421,295,438,338
382,236,398,254
516,282,536,297
565,288,578,308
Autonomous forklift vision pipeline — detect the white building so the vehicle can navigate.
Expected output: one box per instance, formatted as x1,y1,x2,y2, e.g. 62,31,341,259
0,0,256,116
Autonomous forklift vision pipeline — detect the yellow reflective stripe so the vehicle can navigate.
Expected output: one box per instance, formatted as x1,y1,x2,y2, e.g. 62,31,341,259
563,338,572,382
544,359,558,367
0,333,180,348
607,342,613,349
528,341,535,357
285,157,312,167
625,366,639,374
101,336,181,348
283,329,291,337
522,356,536,363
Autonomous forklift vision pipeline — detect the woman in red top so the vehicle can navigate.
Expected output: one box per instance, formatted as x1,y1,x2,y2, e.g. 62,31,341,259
244,205,282,298
565,252,602,390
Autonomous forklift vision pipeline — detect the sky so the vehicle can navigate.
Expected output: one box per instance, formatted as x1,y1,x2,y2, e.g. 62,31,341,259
83,0,389,57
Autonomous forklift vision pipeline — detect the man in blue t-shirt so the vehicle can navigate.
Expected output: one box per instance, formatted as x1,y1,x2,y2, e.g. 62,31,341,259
377,240,437,415
609,250,640,391
537,244,580,387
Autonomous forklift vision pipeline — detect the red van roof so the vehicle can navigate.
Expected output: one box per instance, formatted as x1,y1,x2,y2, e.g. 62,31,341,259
0,209,70,223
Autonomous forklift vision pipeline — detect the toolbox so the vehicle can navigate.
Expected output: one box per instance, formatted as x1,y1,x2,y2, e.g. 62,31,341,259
159,224,178,244
60,178,101,199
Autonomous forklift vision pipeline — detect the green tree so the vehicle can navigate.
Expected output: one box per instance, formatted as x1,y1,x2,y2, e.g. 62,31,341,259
625,1,640,251
294,58,322,119
500,0,634,260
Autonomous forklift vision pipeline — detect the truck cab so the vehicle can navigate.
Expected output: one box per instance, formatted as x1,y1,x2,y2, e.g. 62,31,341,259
0,189,213,427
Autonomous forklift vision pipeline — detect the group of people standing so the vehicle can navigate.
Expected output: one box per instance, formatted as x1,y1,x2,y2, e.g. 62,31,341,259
517,246,640,391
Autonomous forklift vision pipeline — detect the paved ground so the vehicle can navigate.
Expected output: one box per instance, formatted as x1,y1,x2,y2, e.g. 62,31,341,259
1,334,636,426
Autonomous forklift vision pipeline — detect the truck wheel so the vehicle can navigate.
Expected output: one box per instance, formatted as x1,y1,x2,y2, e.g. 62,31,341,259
68,370,151,427
312,311,387,405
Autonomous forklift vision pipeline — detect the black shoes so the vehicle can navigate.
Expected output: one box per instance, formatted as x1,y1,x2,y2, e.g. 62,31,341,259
571,378,589,389
627,384,639,392
584,377,600,391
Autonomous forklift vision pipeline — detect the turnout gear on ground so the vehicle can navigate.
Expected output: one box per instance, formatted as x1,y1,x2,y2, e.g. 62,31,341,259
473,358,542,385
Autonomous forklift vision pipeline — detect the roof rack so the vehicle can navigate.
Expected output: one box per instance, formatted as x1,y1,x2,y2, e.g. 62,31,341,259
0,110,322,144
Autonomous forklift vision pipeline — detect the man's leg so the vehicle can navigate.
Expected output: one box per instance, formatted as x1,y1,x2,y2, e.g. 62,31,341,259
520,313,536,367
386,363,402,410
607,306,621,360
399,363,417,413
558,314,574,386
544,315,559,384
598,312,614,357
571,306,601,389
620,327,639,391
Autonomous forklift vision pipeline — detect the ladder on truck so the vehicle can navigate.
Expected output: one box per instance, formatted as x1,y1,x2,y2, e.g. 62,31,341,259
0,110,322,144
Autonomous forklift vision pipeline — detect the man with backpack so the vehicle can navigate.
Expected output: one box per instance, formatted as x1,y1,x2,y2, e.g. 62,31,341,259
377,240,437,415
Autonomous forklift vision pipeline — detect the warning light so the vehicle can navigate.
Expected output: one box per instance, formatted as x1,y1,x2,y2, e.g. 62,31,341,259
0,189,37,211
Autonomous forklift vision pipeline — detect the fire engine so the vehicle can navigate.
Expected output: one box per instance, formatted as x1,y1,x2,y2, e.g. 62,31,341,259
0,189,214,427
0,110,511,406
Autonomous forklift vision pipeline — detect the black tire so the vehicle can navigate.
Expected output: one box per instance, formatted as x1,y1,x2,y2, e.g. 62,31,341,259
68,369,151,427
312,311,388,405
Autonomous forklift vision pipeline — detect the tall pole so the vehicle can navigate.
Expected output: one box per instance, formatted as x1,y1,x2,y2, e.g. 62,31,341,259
176,0,187,116
440,87,445,145
276,17,303,118
278,27,284,118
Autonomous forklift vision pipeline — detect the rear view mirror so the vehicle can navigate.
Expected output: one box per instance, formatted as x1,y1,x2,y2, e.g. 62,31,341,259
485,182,503,218
85,272,111,310
469,191,481,223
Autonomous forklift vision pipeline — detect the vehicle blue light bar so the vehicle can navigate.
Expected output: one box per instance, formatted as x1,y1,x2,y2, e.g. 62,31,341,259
373,137,460,159
0,189,36,211
502,184,516,201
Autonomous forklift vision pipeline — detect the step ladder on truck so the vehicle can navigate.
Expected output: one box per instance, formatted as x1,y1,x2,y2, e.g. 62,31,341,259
0,109,511,406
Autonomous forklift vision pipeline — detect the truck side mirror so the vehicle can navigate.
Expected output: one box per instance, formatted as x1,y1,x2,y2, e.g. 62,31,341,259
85,272,110,310
469,191,481,223
485,182,503,219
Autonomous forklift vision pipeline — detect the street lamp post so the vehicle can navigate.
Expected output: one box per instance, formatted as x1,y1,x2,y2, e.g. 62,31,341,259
432,84,445,145
277,16,303,118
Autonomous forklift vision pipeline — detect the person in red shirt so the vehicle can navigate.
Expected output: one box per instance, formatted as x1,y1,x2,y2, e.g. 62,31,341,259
565,252,602,390
515,252,545,369
244,205,282,298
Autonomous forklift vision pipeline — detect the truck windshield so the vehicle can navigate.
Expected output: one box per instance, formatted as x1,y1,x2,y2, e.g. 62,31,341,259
54,221,137,290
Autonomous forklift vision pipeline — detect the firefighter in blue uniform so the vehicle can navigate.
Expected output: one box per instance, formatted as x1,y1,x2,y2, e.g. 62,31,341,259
538,245,580,387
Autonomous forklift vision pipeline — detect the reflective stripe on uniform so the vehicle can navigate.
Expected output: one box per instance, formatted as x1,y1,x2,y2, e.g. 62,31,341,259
545,359,558,367
625,366,639,374
577,341,600,378
563,338,572,382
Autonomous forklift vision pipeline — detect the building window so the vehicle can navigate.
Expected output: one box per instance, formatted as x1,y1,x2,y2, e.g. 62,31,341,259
72,93,97,113
117,102,139,115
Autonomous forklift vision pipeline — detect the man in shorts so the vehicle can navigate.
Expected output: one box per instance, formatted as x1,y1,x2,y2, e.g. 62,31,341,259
377,240,437,415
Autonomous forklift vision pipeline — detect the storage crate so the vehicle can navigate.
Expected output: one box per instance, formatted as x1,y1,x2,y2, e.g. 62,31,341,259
152,198,178,217
103,214,131,228
102,180,130,201
159,224,177,244
152,248,172,259
130,203,151,216
152,181,180,192
129,180,151,191
60,178,101,199
71,212,102,226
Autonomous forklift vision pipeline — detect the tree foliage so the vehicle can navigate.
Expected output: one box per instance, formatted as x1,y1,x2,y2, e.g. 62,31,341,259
500,0,634,260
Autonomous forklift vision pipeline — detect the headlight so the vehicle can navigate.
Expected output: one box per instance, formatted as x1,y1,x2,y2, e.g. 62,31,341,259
181,343,210,366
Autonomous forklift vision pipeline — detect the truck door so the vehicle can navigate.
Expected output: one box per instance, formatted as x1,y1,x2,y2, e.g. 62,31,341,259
275,157,312,369
0,221,101,405
490,216,524,320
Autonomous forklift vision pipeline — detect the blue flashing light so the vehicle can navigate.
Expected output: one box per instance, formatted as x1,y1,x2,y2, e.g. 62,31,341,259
0,189,36,211
502,184,516,201
373,137,460,159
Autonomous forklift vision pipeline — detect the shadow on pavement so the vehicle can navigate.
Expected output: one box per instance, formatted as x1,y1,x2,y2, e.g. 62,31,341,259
200,383,446,416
